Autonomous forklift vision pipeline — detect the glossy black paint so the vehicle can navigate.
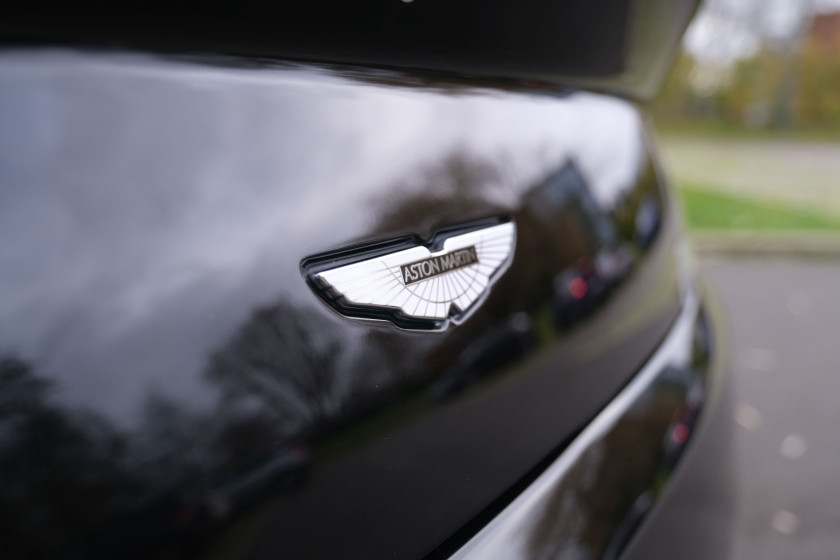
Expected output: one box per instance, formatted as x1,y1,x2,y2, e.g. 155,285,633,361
0,51,693,559
0,0,700,98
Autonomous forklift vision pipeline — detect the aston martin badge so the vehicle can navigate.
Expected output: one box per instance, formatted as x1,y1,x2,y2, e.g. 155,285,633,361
301,218,516,331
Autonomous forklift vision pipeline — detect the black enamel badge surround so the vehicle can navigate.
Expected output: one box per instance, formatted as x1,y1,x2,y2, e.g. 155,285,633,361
302,216,514,331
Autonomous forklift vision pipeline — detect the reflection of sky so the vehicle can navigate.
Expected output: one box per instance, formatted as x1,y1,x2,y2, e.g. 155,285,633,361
0,51,645,425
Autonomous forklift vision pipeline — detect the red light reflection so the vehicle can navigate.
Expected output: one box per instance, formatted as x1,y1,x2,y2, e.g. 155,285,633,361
671,423,690,445
568,277,588,299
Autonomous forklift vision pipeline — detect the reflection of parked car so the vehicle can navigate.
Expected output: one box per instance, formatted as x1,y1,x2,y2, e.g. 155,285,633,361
201,445,310,521
77,493,203,559
594,245,634,288
76,445,310,558
433,314,535,400
553,265,600,328
553,246,633,327
636,196,663,249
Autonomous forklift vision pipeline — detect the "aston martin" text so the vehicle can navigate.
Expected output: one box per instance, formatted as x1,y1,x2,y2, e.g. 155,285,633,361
400,246,479,285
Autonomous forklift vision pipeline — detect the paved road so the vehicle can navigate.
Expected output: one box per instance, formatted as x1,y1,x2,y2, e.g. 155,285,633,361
659,136,840,214
703,256,840,559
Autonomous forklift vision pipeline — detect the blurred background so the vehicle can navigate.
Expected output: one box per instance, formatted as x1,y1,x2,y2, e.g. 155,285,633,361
655,0,840,237
653,1,840,558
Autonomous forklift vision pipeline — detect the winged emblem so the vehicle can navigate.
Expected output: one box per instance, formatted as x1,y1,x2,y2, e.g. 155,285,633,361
302,219,516,331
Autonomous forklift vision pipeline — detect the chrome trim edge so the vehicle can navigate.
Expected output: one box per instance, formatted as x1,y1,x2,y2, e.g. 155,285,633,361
449,292,700,559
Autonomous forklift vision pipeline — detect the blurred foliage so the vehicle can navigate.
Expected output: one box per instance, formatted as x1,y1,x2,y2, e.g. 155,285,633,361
798,42,840,126
654,33,840,132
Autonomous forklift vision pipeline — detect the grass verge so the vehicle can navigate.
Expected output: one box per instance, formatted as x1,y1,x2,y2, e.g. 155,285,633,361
655,122,840,143
677,183,840,232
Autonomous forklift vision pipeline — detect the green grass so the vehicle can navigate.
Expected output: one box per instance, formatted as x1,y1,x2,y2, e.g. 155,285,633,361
678,184,840,231
655,121,840,143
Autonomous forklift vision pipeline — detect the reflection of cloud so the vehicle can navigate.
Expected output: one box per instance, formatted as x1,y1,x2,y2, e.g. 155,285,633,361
0,51,646,424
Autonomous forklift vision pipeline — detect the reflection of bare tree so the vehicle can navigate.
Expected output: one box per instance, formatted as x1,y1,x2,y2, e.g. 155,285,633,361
375,150,507,236
1,312,406,560
205,302,347,440
0,355,138,558
0,351,300,558
130,394,219,496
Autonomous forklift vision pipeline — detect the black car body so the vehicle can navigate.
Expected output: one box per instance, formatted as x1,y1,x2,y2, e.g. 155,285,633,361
0,2,733,559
